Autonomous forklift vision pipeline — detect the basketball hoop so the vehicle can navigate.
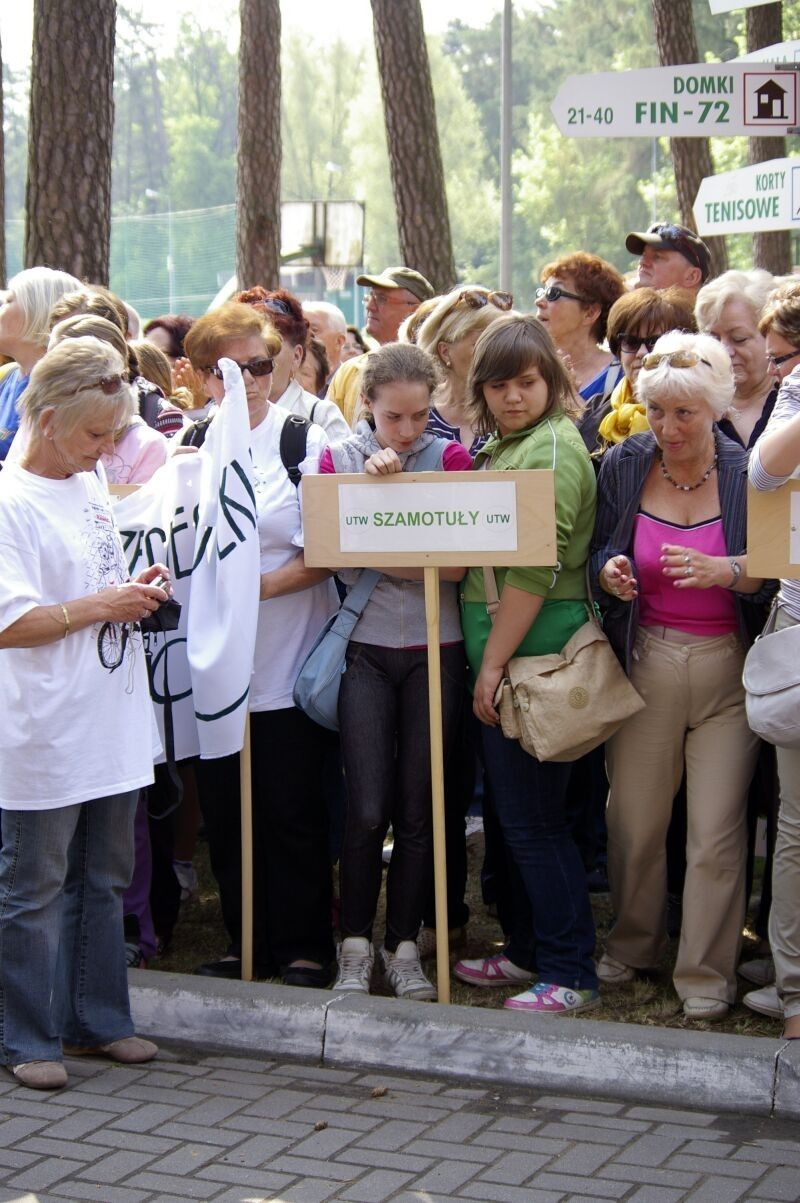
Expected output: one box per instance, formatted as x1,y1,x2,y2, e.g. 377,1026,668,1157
322,264,348,292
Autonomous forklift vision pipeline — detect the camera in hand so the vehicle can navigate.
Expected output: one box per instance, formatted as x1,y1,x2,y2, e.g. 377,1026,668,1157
141,573,181,634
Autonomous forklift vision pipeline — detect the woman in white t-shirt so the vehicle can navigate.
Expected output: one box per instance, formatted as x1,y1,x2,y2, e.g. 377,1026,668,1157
0,337,170,1091
183,303,340,987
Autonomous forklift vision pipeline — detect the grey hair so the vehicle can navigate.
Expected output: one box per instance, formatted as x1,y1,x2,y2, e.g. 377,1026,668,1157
302,300,347,333
20,336,136,439
634,330,734,421
695,268,776,331
5,266,83,348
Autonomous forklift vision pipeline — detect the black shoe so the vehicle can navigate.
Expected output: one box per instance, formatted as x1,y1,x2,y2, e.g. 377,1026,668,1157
194,958,242,978
586,864,610,894
280,962,334,989
666,893,683,939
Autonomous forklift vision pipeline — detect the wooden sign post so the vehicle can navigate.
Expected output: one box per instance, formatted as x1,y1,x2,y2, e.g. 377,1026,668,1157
302,469,557,1003
747,480,800,579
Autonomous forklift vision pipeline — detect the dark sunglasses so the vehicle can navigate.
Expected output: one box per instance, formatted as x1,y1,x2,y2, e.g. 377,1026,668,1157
618,333,662,355
452,288,513,312
73,374,127,397
535,285,588,304
207,357,274,380
768,348,800,368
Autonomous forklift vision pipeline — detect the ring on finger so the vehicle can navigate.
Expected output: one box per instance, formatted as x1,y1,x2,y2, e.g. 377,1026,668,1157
684,566,693,577
683,553,690,564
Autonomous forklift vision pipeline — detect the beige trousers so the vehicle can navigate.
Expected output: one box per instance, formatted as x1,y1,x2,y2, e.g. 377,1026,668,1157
606,626,759,1003
770,607,800,1019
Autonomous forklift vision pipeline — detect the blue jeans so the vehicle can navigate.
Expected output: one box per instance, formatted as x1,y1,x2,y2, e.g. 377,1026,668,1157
481,726,597,990
0,790,138,1065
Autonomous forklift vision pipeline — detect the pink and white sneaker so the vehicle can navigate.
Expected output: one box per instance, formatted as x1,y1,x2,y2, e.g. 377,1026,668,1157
504,981,601,1014
454,953,533,988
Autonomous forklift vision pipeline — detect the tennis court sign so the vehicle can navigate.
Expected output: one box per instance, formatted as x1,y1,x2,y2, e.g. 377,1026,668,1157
694,156,800,236
551,63,799,137
710,0,775,12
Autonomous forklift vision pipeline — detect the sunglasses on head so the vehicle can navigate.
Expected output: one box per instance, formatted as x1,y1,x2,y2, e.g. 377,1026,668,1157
74,374,127,396
535,284,588,304
768,348,800,368
207,357,274,380
641,349,710,371
452,288,513,312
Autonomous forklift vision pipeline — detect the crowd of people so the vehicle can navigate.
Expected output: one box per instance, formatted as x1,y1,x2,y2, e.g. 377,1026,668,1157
1,219,800,1092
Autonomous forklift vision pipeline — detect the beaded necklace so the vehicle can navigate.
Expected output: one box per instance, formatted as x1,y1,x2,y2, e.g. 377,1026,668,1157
659,450,718,492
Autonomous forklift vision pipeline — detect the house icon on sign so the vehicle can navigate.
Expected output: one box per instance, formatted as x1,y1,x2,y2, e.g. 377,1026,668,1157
755,79,788,120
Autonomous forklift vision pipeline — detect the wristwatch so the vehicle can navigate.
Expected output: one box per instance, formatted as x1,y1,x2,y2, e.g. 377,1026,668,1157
727,559,742,589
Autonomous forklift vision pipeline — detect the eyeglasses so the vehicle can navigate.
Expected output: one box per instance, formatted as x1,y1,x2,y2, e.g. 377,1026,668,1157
535,285,588,304
207,357,274,380
263,297,292,316
618,334,663,355
768,348,800,368
451,288,513,312
364,290,418,308
74,375,127,396
648,224,705,273
641,350,711,371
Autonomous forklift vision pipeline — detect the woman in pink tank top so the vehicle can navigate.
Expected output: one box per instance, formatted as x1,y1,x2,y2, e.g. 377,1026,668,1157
589,330,775,1022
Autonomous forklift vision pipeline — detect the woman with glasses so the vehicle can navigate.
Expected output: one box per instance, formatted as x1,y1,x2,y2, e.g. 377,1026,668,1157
236,287,350,443
746,281,800,1038
535,252,625,422
696,270,777,451
0,336,168,1089
183,303,341,987
590,331,772,1020
596,288,698,452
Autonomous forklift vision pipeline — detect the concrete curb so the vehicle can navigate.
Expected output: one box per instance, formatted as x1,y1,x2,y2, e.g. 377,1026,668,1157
130,969,799,1116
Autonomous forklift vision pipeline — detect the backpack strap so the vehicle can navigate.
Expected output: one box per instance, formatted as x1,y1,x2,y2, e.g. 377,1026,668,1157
280,414,311,487
183,416,213,449
309,400,319,424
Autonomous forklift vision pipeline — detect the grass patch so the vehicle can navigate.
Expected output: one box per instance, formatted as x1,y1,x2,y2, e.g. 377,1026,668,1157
157,828,779,1037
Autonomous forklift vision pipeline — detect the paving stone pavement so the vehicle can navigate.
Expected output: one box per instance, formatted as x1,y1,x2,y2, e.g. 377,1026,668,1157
0,1046,796,1203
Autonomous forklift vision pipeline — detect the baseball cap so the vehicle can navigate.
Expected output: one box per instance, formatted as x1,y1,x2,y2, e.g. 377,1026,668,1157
356,266,435,302
625,223,711,282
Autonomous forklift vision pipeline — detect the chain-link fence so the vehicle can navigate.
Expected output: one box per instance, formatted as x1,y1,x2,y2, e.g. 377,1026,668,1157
4,204,362,324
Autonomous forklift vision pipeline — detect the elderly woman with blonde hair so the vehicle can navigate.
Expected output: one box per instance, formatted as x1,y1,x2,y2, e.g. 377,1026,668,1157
417,285,513,454
696,268,777,450
591,330,773,1020
0,335,169,1090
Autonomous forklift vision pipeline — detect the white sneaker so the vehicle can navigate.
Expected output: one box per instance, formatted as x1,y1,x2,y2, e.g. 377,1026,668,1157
743,984,783,1019
380,940,436,1001
332,937,374,994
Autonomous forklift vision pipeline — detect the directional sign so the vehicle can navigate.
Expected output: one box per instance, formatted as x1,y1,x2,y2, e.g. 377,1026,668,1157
694,156,800,235
551,63,799,138
739,42,800,65
710,0,774,13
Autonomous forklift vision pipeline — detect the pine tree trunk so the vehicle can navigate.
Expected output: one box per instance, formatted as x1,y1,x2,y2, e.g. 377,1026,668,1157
236,0,281,290
650,0,728,278
25,0,115,282
0,28,5,287
371,0,455,293
747,3,790,276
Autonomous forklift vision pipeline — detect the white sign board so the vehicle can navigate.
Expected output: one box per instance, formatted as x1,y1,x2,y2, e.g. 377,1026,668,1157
694,156,800,235
551,63,799,138
338,480,518,553
739,41,800,65
710,0,774,12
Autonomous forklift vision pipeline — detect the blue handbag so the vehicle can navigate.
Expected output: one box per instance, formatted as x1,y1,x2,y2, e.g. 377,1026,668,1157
293,568,381,730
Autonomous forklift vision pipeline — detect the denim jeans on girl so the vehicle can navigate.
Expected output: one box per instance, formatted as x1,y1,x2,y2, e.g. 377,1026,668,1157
481,725,598,990
0,789,139,1066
